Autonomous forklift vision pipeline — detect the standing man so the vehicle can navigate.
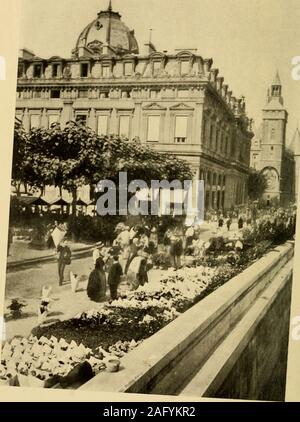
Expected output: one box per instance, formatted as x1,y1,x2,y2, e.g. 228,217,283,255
108,255,123,300
57,240,71,286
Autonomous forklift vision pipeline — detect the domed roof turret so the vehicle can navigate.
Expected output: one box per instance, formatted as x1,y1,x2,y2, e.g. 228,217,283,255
73,1,139,57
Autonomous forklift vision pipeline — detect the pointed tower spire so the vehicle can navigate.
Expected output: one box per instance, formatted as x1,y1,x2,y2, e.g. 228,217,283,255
268,69,283,103
108,0,112,12
273,70,281,86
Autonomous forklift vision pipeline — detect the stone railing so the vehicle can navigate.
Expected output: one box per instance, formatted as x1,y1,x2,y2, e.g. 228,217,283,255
80,241,294,400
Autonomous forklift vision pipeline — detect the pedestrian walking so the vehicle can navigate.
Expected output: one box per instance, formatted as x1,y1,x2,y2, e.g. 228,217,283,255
57,240,71,286
238,216,244,230
226,217,232,231
218,215,224,229
108,255,123,300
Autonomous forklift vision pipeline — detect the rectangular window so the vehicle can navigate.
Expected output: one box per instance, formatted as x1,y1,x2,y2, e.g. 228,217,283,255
147,115,160,142
30,115,40,129
119,115,130,138
97,115,108,136
50,89,60,99
124,62,132,76
48,114,59,128
150,90,159,99
102,66,110,77
153,61,161,75
178,89,189,98
80,63,89,77
33,90,41,99
180,61,189,75
52,64,59,78
174,116,188,143
121,90,130,99
78,89,88,98
99,91,109,99
75,114,87,125
33,64,42,78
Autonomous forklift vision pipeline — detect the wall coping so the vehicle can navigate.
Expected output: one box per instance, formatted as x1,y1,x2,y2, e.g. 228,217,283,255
80,241,294,393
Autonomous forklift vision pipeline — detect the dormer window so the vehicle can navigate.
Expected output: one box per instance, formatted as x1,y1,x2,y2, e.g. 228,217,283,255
52,64,60,78
153,61,161,75
124,62,133,76
80,63,89,78
33,64,42,78
102,65,110,78
180,60,190,76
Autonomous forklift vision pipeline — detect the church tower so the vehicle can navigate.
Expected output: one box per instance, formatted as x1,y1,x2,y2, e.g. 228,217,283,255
259,71,288,203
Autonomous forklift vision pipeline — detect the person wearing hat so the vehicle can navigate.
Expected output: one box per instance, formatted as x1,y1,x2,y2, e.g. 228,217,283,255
108,255,123,300
149,227,158,248
92,242,104,266
124,237,141,275
57,240,71,286
169,233,183,270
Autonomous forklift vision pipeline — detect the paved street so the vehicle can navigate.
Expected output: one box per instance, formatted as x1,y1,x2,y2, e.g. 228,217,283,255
3,221,239,341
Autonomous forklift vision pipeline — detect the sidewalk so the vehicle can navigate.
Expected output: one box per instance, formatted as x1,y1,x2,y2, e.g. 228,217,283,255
7,240,98,271
4,261,165,342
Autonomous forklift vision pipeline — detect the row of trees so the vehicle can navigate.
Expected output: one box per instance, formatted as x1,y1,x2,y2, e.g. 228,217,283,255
12,119,267,217
12,120,193,214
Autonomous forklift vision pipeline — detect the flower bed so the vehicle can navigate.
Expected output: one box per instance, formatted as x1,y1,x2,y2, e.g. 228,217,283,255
1,212,295,388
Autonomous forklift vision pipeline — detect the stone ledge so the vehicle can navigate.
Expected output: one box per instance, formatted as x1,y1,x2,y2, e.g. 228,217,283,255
80,242,294,394
180,259,293,397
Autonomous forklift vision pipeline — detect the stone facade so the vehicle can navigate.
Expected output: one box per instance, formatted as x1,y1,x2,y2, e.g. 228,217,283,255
250,73,295,206
15,2,253,210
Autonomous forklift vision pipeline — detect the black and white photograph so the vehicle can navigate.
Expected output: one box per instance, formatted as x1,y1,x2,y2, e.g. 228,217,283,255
0,0,300,402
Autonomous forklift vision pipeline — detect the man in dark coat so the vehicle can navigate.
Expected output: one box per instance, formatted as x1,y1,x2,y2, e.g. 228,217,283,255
57,240,71,286
108,255,123,300
87,258,107,302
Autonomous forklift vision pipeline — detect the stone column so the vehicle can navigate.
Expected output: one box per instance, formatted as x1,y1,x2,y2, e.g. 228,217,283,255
132,100,142,138
193,101,203,146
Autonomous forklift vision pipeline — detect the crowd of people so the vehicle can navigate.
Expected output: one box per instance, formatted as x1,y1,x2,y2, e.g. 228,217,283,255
53,203,297,304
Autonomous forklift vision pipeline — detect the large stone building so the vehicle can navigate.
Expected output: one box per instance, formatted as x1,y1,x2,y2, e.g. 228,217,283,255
250,72,295,206
15,1,253,210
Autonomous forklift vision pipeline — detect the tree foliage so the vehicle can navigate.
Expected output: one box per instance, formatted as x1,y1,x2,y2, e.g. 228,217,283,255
248,168,268,200
12,118,28,194
13,121,193,204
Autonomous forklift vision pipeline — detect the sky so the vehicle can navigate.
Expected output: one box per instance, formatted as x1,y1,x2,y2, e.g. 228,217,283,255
18,0,300,141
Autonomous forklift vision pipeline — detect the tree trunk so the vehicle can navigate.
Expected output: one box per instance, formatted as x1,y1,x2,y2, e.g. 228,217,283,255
72,187,77,216
59,186,64,214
